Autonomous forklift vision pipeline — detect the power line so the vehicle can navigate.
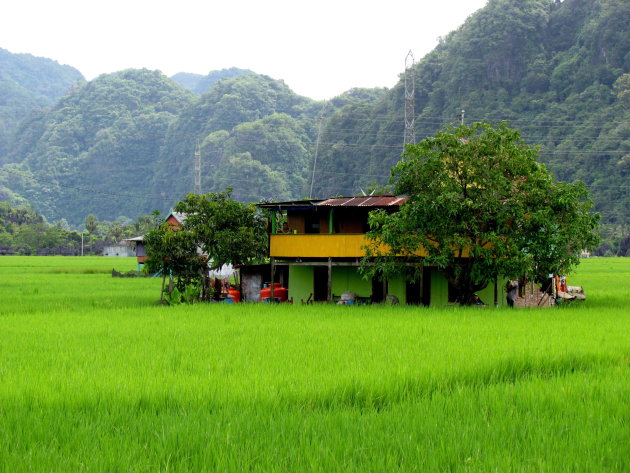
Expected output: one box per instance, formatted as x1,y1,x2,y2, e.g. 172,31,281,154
403,50,416,149
1,102,627,214
193,139,201,195
309,102,327,199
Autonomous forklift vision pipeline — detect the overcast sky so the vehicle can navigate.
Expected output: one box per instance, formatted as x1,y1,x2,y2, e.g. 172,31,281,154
1,0,488,100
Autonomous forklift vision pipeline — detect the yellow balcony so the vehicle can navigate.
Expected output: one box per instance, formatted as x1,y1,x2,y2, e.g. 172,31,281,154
270,234,370,258
269,234,431,258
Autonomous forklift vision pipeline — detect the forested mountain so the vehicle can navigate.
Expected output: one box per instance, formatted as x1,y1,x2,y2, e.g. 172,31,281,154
0,48,83,160
0,69,195,223
149,74,324,206
0,0,628,251
311,0,629,227
171,68,253,94
0,62,380,224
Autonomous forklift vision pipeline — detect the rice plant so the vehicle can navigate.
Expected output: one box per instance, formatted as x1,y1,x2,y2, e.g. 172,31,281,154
0,256,627,472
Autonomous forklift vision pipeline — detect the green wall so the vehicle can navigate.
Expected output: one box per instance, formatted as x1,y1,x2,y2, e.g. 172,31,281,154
287,265,380,303
387,276,407,304
429,270,508,307
330,266,372,298
287,264,506,307
476,277,508,307
288,266,313,303
430,270,450,306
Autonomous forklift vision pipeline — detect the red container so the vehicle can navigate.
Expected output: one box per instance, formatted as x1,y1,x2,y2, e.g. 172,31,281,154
260,283,288,302
227,288,241,303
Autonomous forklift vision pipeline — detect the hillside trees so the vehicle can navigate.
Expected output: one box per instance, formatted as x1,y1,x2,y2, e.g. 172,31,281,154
362,123,600,305
0,0,627,244
310,0,629,235
311,95,400,198
150,74,322,207
170,68,253,94
0,201,156,255
209,153,292,202
1,69,194,224
204,113,311,199
0,48,83,161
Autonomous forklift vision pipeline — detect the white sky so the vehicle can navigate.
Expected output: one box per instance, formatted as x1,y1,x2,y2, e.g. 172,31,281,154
1,0,488,100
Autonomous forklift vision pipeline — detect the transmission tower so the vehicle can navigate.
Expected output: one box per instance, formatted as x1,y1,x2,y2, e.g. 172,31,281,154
193,139,201,195
403,50,416,149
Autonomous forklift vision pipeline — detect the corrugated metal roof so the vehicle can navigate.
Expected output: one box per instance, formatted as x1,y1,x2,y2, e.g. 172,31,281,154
317,195,406,207
168,212,186,223
257,200,323,210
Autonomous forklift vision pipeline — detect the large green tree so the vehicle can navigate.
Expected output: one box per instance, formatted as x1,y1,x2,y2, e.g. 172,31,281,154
173,191,268,271
144,191,268,302
362,123,600,305
143,219,208,301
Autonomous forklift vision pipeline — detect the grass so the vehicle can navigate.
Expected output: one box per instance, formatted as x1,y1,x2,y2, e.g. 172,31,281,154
0,256,628,472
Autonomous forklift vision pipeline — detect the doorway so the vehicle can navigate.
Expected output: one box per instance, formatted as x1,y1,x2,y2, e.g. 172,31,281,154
313,266,328,301
406,279,422,305
371,277,387,303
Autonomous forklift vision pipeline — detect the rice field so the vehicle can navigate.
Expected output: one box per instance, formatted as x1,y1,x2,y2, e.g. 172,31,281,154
0,256,628,472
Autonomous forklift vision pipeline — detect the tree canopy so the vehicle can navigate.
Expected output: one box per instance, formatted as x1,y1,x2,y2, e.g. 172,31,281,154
173,191,268,270
362,122,600,305
143,191,268,302
0,200,158,255
0,48,83,161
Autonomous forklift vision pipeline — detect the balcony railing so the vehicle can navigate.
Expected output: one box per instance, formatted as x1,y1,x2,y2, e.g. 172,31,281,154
268,231,477,259
269,234,371,258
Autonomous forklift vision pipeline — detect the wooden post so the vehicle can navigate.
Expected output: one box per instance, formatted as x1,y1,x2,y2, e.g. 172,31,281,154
327,257,332,302
329,208,334,234
420,264,425,306
270,257,275,300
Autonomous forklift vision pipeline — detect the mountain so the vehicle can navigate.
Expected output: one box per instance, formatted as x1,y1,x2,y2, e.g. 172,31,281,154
0,48,83,160
0,69,194,224
148,73,325,207
310,0,629,226
171,68,253,94
0,69,338,224
0,0,628,238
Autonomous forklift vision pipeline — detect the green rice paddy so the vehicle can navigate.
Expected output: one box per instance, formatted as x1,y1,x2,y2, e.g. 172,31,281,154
0,256,628,472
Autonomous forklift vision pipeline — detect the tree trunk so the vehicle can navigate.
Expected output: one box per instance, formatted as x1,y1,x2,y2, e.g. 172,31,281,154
441,262,488,306
160,273,166,301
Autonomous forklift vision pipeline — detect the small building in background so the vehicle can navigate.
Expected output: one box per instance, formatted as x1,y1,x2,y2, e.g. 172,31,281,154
103,242,135,257
124,212,186,271
123,236,146,266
